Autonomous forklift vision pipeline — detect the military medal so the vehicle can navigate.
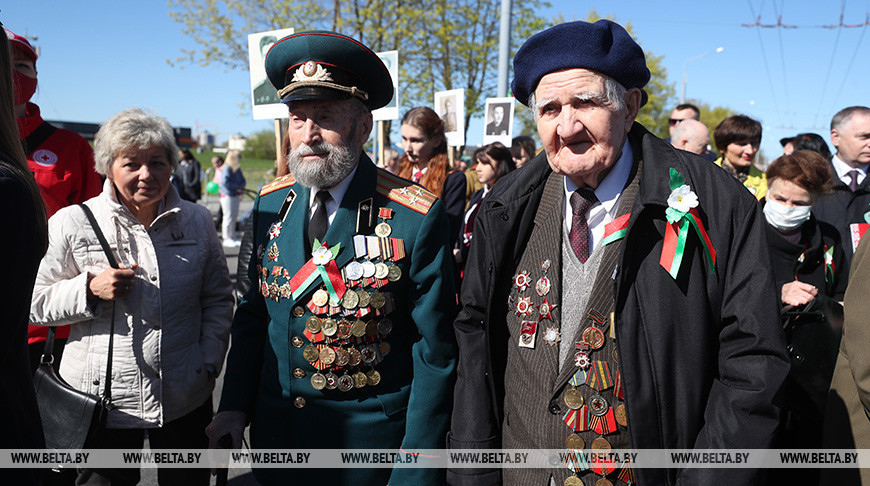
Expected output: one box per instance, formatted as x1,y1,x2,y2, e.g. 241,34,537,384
351,319,367,337
535,276,551,296
564,475,584,486
615,404,627,427
377,318,393,335
321,318,338,337
565,434,585,450
582,326,605,350
361,345,376,364
366,369,381,386
345,261,364,281
306,316,323,334
337,374,354,392
341,290,359,309
325,372,339,390
319,346,336,366
590,437,611,452
375,207,394,237
588,394,609,416
518,321,538,349
616,461,635,485
310,372,327,390
365,320,378,338
303,345,319,362
312,289,330,307
356,290,371,308
515,296,534,317
268,221,283,240
361,261,377,279
613,371,624,400
513,271,531,292
348,347,362,367
279,283,292,299
543,326,561,346
564,388,584,409
570,369,587,387
374,262,390,279
574,351,591,369
369,291,386,309
387,264,402,282
538,297,556,321
337,321,352,340
379,341,391,357
595,479,614,486
267,243,280,261
562,405,589,432
353,371,368,388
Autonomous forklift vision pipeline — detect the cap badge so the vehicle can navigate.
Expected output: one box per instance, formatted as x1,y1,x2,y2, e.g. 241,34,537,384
293,61,334,83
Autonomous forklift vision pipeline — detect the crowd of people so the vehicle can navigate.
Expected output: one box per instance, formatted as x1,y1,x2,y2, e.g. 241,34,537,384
4,16,870,486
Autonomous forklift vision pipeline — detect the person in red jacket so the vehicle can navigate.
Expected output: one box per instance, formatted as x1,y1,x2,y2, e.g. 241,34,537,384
7,27,102,370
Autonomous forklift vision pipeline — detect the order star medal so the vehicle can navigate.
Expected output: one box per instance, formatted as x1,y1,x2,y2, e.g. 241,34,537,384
543,326,561,346
538,297,556,321
514,271,531,293
515,296,534,318
268,221,283,240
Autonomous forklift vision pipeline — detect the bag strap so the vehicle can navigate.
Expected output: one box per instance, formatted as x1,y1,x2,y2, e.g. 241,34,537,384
22,121,57,156
78,204,117,404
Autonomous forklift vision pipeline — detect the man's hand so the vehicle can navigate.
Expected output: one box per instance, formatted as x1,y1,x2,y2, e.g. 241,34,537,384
781,280,818,307
87,264,138,301
206,411,247,475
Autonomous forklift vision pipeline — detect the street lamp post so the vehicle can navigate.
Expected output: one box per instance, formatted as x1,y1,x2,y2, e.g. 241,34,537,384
681,46,724,103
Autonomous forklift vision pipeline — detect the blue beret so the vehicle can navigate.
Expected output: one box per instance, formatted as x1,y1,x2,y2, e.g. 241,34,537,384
265,30,393,110
511,20,650,107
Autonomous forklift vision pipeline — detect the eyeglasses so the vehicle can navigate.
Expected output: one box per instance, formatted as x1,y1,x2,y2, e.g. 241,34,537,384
668,118,689,126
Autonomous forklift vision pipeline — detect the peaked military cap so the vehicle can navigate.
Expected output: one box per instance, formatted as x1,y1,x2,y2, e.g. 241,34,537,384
511,19,650,107
265,30,393,110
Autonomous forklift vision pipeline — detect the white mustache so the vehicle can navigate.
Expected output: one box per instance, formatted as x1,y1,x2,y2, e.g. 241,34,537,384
292,142,333,157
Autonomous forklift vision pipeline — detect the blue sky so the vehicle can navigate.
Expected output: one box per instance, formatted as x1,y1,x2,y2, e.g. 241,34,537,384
5,1,869,160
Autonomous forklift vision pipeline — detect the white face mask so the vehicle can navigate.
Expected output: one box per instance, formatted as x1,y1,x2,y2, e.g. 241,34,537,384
764,198,812,231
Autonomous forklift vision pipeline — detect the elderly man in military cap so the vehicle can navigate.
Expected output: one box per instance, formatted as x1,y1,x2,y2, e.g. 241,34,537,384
448,20,788,486
207,30,458,485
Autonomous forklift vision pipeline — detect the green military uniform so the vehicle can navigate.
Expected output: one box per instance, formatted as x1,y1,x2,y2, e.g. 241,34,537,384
219,155,457,484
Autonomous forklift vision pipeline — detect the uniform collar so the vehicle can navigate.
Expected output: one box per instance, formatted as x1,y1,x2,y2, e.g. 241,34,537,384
16,102,44,139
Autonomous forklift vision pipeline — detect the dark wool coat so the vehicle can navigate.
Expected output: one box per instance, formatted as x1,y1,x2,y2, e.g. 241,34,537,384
448,123,790,485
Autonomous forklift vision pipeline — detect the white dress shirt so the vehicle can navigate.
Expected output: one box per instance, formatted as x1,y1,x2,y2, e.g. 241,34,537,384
308,165,358,225
562,139,633,250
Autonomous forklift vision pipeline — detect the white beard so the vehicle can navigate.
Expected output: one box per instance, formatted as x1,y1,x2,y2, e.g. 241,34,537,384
286,140,359,189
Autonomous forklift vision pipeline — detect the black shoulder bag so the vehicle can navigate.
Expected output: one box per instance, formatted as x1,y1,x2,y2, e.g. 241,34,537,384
33,204,117,451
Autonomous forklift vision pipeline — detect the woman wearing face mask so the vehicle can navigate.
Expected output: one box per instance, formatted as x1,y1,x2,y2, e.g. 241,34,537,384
763,150,846,307
763,150,846,484
7,27,102,373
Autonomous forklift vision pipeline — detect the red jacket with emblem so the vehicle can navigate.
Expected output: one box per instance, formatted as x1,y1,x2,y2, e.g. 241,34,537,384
19,102,101,343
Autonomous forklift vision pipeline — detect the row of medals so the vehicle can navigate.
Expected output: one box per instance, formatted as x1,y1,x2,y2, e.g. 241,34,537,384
270,224,403,394
511,261,631,486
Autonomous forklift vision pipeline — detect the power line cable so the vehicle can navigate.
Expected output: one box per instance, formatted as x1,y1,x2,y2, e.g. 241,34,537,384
748,0,783,124
813,0,847,127
830,11,868,109
773,0,792,119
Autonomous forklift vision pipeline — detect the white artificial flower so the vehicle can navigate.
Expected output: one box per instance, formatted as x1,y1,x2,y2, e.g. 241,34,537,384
667,185,699,213
312,246,332,265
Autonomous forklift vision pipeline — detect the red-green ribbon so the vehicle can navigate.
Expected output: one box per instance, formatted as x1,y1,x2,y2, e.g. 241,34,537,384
601,213,631,247
660,207,716,279
825,245,835,283
288,241,347,302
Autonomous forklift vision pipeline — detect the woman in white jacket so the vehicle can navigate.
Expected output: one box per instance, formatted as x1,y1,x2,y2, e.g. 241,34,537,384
30,108,233,485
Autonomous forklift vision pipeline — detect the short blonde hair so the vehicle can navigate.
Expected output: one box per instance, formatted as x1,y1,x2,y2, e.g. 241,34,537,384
94,108,179,175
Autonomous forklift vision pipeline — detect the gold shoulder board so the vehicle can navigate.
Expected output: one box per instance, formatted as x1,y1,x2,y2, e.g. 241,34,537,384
375,169,436,215
259,174,297,196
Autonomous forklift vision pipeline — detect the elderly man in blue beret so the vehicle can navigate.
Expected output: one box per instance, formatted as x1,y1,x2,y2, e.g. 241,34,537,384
449,20,788,486
206,30,458,485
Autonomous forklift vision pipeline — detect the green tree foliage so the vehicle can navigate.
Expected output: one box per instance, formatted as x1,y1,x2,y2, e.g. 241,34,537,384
243,129,278,160
167,0,549,145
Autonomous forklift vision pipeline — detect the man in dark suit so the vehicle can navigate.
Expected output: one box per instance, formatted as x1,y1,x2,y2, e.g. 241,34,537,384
485,104,508,136
207,30,458,485
448,20,789,486
812,106,870,269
